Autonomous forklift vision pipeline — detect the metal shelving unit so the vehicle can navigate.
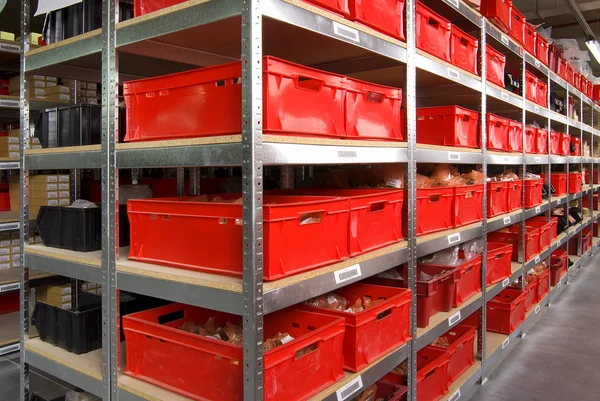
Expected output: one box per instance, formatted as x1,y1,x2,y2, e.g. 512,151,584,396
16,0,600,401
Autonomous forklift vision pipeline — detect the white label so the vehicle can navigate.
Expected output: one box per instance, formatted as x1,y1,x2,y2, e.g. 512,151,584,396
503,156,510,163
332,21,360,43
501,34,509,46
446,0,459,8
447,233,461,245
334,264,362,284
557,198,562,205
535,106,540,113
535,256,541,264
535,305,541,314
501,91,510,101
0,282,19,293
336,376,363,401
448,311,461,326
447,67,460,81
557,239,561,246
535,206,541,213
557,282,562,289
502,278,510,288
448,152,461,161
502,337,510,349
535,60,541,68
337,150,357,158
0,343,19,356
503,216,511,225
449,389,461,401
535,157,541,163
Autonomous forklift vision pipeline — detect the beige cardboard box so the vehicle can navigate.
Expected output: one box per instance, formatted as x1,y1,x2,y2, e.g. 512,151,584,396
58,175,70,183
8,129,19,138
29,182,69,191
0,150,19,158
85,90,97,97
45,284,72,296
0,262,10,270
45,93,70,102
45,76,58,83
45,81,57,88
29,198,70,207
0,32,15,41
43,85,69,95
11,260,20,269
87,82,98,90
0,137,20,144
30,175,58,183
10,239,19,246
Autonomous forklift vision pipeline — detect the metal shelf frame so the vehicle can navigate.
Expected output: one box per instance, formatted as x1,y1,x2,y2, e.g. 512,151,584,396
17,0,600,401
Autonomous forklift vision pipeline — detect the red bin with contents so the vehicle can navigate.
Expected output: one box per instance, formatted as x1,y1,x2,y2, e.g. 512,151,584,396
524,23,536,55
508,120,523,152
524,178,543,208
430,325,477,385
525,126,536,153
417,106,479,148
487,113,510,151
536,268,550,302
550,249,567,286
507,180,523,211
568,172,583,194
123,304,346,401
454,184,485,227
536,129,548,154
536,35,550,66
487,44,507,88
348,0,405,40
549,131,561,155
522,278,537,312
487,288,527,334
571,136,581,156
525,70,538,104
416,2,451,62
489,225,540,262
486,242,513,285
128,194,351,281
560,133,571,155
304,0,351,15
509,7,526,45
487,181,509,217
414,187,454,236
302,283,412,372
450,25,479,75
481,0,512,33
415,264,461,328
417,347,451,401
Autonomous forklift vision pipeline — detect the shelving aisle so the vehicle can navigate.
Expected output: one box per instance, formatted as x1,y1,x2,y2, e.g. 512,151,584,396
472,252,600,401
14,0,600,401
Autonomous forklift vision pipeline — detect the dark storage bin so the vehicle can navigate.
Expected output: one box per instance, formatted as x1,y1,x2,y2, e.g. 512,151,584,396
36,204,130,251
36,105,126,148
43,0,133,44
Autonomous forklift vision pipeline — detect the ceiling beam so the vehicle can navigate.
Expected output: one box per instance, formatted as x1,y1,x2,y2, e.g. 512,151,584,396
524,0,600,20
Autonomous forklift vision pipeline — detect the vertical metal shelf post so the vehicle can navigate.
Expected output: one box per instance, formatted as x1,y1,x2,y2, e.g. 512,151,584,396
405,0,417,399
19,1,31,400
479,18,488,384
241,0,265,400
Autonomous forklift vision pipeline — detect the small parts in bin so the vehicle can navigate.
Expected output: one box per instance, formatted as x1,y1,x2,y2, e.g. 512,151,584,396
305,292,383,314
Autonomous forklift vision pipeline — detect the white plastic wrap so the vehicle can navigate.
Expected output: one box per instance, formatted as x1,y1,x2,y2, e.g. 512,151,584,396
119,185,153,204
70,199,98,209
462,239,484,261
421,246,460,266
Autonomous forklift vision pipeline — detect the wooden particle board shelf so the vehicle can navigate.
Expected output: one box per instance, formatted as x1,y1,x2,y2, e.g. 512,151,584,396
416,292,482,339
486,331,508,358
416,222,482,245
0,211,20,223
25,244,102,267
0,268,53,286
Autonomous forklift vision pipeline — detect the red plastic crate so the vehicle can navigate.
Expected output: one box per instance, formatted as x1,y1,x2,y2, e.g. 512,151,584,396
549,131,561,155
568,172,583,194
415,187,454,236
417,347,451,401
526,220,551,251
134,0,186,16
580,78,588,96
275,188,403,256
128,195,351,281
345,78,404,141
487,113,510,151
524,24,536,55
124,57,346,142
348,0,405,40
508,120,523,152
536,35,550,66
558,58,569,80
486,242,513,285
414,264,461,328
571,136,581,156
595,85,600,102
507,180,523,211
525,126,536,153
525,70,538,104
430,325,476,385
0,192,9,212
530,216,558,241
451,25,479,75
537,80,548,107
302,284,412,372
524,178,543,208
487,288,527,334
0,291,19,314
123,304,345,401
535,128,548,154
585,169,599,185
373,381,408,401
583,193,599,211
481,0,512,33
455,256,482,307
584,231,592,252
487,181,509,217
549,173,567,196
489,225,540,262
550,249,567,286
453,185,484,227
523,279,537,312
304,0,351,15
416,2,451,62
574,72,582,90
509,7,526,45
536,268,549,302
487,44,507,88
417,106,479,148
566,63,574,85
587,79,594,98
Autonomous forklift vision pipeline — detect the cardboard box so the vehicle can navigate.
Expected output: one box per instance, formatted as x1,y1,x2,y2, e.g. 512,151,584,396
45,284,72,296
87,82,98,90
8,129,19,138
29,182,69,191
58,175,70,183
16,33,42,45
45,93,70,102
0,254,11,263
11,260,19,269
45,76,58,83
0,137,19,144
85,90,97,97
0,32,15,41
0,262,10,270
0,248,10,255
86,97,98,105
45,81,57,88
10,239,19,246
29,198,70,207
29,190,59,199
0,150,19,158
30,175,58,183
43,85,69,95
38,288,72,304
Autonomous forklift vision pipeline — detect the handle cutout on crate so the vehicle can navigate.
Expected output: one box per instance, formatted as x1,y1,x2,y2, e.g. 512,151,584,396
295,341,318,360
216,80,226,87
366,92,384,103
299,211,324,225
429,195,440,203
158,310,184,325
460,37,469,47
495,254,503,260
427,17,440,29
376,308,392,321
295,76,324,91
424,368,438,379
369,201,386,213
465,191,473,199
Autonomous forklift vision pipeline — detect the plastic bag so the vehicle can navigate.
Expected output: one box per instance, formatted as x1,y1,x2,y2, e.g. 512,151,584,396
377,267,404,281
421,247,460,266
384,164,405,188
66,392,102,401
352,384,378,401
119,184,153,204
462,170,486,185
305,293,348,311
416,173,435,188
462,239,484,261
70,199,98,209
497,169,520,181
525,172,541,180
431,164,459,186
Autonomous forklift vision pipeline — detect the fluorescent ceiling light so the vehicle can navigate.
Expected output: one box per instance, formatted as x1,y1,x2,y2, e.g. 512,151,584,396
586,40,600,64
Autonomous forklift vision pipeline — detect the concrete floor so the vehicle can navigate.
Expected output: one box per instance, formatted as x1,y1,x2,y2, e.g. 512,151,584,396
471,253,600,401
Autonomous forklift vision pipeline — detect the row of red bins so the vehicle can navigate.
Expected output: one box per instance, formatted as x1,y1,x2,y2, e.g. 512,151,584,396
524,71,548,108
488,178,543,218
570,229,593,255
124,56,404,142
416,3,506,88
551,248,568,286
123,283,412,401
549,45,595,99
489,217,558,263
521,269,550,313
0,291,19,314
134,0,408,43
541,172,583,196
383,325,476,401
549,131,580,156
128,189,404,281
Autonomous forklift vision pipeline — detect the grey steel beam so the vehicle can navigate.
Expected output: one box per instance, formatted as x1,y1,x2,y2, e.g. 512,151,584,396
25,151,102,170
24,252,103,283
25,32,102,72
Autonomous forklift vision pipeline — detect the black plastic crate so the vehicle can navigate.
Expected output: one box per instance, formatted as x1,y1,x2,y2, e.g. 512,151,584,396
36,204,130,251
